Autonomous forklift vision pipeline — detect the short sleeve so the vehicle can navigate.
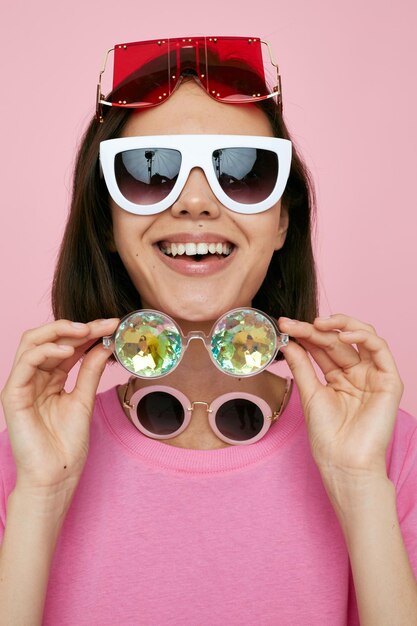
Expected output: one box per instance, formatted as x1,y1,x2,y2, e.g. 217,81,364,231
387,409,417,579
0,427,17,546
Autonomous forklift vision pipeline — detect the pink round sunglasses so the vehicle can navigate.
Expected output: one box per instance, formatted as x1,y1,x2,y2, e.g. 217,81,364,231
123,378,292,445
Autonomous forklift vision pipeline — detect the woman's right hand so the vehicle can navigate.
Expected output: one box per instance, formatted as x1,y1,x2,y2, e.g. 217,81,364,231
0,318,119,496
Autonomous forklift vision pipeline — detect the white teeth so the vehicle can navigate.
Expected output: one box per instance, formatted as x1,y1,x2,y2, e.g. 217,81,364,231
196,243,208,254
160,242,233,257
185,242,197,255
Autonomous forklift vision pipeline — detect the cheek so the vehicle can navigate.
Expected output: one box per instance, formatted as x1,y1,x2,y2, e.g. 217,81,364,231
110,205,152,255
236,212,281,251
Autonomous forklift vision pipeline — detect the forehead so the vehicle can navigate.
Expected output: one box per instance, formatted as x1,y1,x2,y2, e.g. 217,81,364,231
121,80,274,138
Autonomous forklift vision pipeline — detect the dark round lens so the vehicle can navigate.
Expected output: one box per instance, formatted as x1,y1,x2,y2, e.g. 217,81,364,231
215,399,264,441
115,148,181,205
137,392,184,435
213,147,278,204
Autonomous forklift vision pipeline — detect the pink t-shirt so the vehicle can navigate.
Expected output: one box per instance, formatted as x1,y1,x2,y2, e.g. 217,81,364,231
1,382,417,625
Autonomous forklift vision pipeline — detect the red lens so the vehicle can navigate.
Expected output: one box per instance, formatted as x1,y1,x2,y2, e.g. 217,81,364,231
138,392,184,435
112,40,172,106
215,399,264,441
201,37,269,101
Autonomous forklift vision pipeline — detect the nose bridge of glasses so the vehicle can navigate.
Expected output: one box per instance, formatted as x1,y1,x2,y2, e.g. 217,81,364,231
179,166,217,207
189,400,211,413
176,38,211,82
183,331,209,348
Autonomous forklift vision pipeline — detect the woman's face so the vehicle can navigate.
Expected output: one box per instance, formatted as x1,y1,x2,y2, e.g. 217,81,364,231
109,80,288,324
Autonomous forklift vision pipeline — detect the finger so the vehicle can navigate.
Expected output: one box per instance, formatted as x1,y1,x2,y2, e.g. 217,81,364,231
56,318,120,374
313,314,376,360
280,340,323,403
14,318,119,363
338,329,401,376
313,314,377,335
294,338,342,379
4,343,75,396
279,318,361,370
15,318,120,375
70,343,115,415
13,320,91,365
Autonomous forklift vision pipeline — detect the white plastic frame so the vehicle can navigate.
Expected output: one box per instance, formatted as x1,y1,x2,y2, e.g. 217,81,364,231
99,134,292,215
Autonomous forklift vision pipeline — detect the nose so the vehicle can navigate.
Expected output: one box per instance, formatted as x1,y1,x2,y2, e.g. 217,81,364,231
170,168,221,219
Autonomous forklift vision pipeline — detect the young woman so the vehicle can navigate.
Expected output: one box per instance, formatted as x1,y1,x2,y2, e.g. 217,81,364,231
1,36,417,625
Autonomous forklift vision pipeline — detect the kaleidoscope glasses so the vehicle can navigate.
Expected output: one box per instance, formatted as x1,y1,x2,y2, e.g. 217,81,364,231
102,308,289,379
96,36,282,122
100,135,292,215
122,378,292,445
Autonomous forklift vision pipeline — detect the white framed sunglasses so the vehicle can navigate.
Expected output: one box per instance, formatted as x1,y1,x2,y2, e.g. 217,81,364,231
99,134,292,215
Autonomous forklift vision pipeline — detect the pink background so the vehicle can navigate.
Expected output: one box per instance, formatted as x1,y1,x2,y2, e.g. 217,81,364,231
1,0,416,431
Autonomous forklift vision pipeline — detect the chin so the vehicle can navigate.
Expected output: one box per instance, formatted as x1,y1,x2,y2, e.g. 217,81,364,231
159,296,254,325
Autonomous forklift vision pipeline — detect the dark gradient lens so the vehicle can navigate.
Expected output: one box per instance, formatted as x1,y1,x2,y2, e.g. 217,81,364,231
212,148,278,204
115,148,181,205
137,392,184,435
215,399,264,441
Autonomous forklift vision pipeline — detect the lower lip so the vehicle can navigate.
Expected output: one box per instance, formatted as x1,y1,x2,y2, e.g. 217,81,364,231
154,245,236,276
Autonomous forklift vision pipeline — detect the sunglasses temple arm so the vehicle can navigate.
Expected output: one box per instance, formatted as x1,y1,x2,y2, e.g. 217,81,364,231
102,335,114,350
277,332,289,348
96,47,114,123
268,315,289,349
261,39,283,112
122,377,136,409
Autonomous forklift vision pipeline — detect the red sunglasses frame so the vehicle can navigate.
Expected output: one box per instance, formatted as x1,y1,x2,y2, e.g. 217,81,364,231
96,36,282,122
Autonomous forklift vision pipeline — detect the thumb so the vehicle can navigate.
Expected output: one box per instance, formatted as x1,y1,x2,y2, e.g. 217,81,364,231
280,340,322,404
71,343,113,416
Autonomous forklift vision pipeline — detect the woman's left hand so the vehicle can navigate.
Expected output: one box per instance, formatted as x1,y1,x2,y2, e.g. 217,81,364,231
278,314,403,482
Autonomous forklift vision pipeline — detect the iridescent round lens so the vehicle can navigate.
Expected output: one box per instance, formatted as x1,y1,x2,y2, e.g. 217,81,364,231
114,310,182,378
210,309,278,376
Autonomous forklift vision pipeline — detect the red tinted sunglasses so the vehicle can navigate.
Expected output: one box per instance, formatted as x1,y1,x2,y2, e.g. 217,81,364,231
96,36,282,122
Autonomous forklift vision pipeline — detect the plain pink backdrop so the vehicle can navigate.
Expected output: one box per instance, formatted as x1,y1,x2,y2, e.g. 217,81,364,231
1,0,416,431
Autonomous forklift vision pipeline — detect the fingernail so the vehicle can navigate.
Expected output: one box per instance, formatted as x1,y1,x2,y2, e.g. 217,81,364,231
71,322,87,328
316,316,331,321
97,318,119,324
57,344,73,351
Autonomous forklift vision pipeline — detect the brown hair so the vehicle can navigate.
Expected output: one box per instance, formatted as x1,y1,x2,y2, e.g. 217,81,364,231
52,95,318,352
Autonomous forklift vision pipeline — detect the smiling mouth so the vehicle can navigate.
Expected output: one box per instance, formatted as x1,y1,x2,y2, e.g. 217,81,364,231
158,241,234,262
